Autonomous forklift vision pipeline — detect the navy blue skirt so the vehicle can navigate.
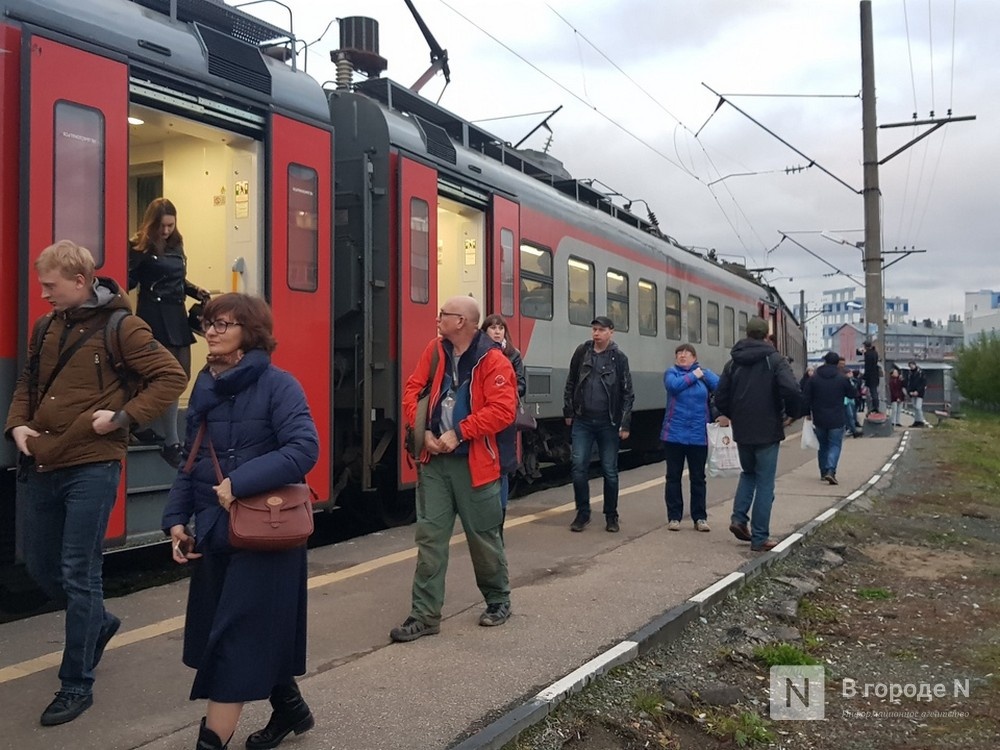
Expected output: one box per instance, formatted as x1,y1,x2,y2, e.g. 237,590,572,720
182,546,308,702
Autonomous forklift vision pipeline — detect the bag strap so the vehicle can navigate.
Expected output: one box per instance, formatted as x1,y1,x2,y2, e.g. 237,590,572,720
183,420,225,484
412,344,440,458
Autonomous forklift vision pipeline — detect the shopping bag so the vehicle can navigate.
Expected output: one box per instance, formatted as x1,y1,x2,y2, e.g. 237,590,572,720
800,419,820,450
707,422,742,478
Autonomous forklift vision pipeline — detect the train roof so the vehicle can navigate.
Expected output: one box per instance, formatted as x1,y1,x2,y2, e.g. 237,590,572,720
332,77,765,299
1,0,328,124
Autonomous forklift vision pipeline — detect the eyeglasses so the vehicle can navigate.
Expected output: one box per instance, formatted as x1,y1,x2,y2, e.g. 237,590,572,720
438,310,464,320
202,319,243,334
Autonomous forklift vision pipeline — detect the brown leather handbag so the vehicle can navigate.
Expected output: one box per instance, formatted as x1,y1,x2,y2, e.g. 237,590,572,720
185,422,314,552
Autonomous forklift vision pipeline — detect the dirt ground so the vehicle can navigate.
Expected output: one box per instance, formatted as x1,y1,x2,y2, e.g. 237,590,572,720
506,419,1000,750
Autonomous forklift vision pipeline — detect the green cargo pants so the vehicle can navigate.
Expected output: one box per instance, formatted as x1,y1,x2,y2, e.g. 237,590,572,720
410,454,510,625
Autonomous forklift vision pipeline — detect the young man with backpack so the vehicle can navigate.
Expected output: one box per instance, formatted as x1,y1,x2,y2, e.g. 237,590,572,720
714,317,802,551
5,241,186,726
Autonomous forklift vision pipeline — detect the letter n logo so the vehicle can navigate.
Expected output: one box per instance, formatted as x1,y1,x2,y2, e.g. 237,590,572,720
769,666,825,720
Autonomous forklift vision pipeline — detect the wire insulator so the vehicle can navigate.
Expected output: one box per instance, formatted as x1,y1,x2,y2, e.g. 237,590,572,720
335,55,354,90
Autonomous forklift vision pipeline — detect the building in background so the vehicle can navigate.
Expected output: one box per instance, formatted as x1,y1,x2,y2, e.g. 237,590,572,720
964,289,1000,344
798,286,910,358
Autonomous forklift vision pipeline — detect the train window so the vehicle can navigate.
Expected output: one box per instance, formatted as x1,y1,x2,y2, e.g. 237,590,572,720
54,102,105,266
409,198,430,303
707,302,720,346
567,256,594,326
638,279,657,336
665,287,681,340
500,228,515,316
738,311,749,338
606,269,629,332
687,295,702,343
519,243,552,319
724,306,736,347
286,164,319,292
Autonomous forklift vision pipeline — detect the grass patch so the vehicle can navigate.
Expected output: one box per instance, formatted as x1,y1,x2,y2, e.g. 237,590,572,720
936,412,1000,497
856,586,893,600
752,642,819,666
702,710,774,747
798,597,838,623
631,689,664,717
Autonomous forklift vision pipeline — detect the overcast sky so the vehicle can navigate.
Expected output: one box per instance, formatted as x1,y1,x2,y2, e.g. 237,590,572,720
233,0,996,325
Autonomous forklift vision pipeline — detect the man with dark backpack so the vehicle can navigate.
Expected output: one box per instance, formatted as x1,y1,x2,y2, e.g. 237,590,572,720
714,316,802,552
5,241,185,726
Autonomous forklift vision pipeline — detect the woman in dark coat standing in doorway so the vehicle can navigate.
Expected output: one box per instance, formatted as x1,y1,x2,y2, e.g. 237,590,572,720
129,197,211,467
162,294,319,750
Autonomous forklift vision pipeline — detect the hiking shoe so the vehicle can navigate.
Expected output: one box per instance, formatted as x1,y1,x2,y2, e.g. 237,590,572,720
40,691,93,726
824,473,839,485
569,513,590,532
666,520,681,531
605,517,620,533
389,617,440,643
694,520,711,532
91,613,121,669
728,522,751,541
750,539,778,552
479,602,512,627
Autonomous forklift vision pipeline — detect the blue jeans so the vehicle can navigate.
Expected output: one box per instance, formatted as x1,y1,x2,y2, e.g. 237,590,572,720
663,442,708,523
730,442,780,547
570,417,621,519
815,427,844,478
912,396,925,423
20,461,121,695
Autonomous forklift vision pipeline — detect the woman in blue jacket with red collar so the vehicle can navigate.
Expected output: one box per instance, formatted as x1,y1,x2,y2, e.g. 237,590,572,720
659,343,720,532
162,294,319,750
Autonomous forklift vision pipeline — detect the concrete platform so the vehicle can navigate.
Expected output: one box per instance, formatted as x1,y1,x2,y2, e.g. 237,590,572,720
0,419,913,750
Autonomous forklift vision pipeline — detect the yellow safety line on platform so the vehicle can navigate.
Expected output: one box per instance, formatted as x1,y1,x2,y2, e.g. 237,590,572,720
0,470,681,685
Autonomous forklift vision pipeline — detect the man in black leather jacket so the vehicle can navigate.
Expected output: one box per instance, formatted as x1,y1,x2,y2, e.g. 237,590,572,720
563,317,634,533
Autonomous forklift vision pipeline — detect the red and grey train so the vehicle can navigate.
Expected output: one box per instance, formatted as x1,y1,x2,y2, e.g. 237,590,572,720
0,0,803,564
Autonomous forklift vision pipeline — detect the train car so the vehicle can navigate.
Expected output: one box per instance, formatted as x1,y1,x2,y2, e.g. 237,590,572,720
0,0,336,563
327,40,804,525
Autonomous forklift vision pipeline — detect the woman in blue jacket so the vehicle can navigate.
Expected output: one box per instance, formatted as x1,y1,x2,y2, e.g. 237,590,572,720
162,294,319,750
659,343,720,532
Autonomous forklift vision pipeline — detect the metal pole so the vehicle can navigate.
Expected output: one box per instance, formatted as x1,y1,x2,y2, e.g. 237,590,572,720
860,1,884,411
800,289,808,366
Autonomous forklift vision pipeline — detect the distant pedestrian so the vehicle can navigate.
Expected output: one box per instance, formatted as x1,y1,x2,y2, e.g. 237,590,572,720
564,316,635,533
714,316,802,552
391,296,517,643
888,367,906,426
799,365,815,393
162,294,319,750
481,313,526,523
906,361,928,426
862,340,881,412
659,343,720,532
850,370,866,420
803,351,857,485
6,240,185,726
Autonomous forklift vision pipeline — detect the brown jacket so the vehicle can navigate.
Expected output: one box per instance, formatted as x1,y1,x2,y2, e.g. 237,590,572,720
4,277,187,471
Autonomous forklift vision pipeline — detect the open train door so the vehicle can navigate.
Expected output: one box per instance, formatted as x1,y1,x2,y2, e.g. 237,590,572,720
398,156,439,487
20,35,129,545
267,114,333,505
488,195,520,334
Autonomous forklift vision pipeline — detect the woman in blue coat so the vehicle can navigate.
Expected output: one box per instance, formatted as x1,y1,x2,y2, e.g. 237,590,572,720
162,294,319,750
659,343,720,532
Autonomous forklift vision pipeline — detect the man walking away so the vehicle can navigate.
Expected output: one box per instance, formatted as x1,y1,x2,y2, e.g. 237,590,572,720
5,241,186,725
714,316,802,552
391,296,517,643
862,340,881,413
906,361,928,426
563,316,635,533
803,351,857,485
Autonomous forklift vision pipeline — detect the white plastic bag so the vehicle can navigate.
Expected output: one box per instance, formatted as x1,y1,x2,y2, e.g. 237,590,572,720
800,418,820,450
707,423,742,478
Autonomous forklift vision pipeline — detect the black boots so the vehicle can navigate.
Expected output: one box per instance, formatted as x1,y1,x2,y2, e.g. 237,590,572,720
245,680,315,750
196,718,229,750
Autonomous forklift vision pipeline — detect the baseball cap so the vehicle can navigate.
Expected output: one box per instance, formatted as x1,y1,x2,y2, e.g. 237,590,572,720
745,316,769,337
591,316,614,329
